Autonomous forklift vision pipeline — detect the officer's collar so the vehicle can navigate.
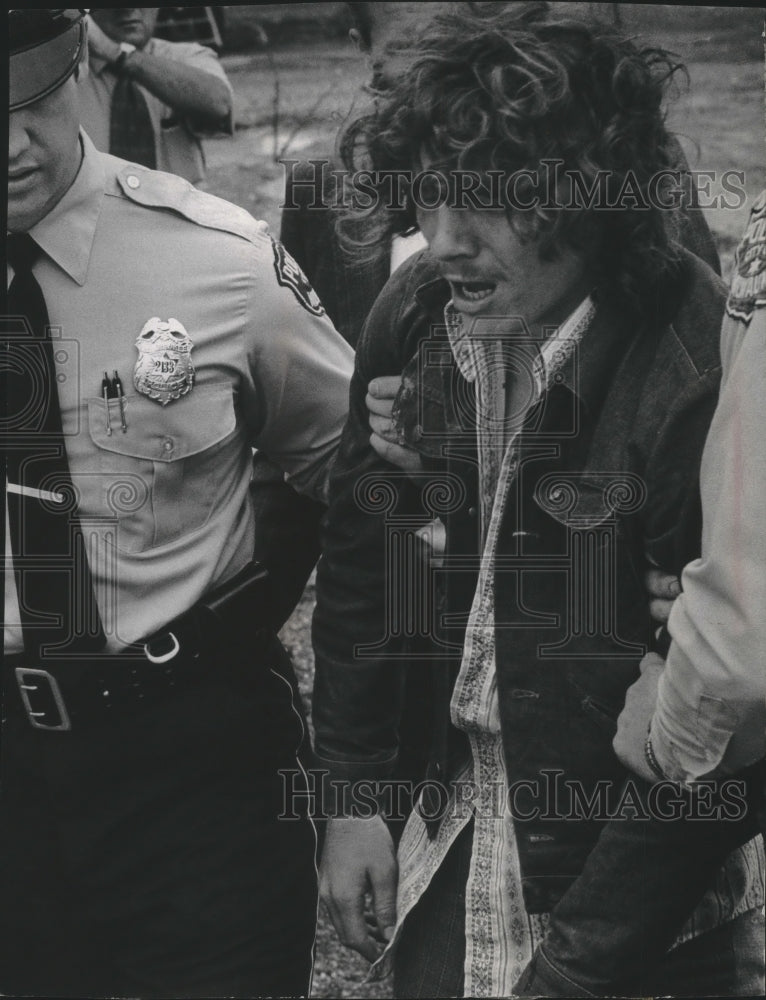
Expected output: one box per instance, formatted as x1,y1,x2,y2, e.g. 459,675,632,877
30,130,104,287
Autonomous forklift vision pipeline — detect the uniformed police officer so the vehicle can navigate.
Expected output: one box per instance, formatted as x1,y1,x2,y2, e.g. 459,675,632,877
4,10,353,997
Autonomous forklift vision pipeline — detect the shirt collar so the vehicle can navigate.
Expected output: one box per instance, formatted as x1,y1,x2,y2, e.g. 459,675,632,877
412,269,636,417
88,51,111,76
30,131,105,287
444,295,595,395
89,37,154,76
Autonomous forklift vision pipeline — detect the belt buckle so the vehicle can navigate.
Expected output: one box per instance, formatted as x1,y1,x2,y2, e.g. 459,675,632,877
15,667,72,731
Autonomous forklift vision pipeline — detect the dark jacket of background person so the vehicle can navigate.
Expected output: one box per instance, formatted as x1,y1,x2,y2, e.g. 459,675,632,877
312,243,731,914
280,160,391,348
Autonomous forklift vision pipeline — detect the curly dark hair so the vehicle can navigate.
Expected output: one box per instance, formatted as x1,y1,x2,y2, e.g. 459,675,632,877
339,3,688,327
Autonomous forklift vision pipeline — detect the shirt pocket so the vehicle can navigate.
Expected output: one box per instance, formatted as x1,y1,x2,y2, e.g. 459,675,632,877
85,383,237,553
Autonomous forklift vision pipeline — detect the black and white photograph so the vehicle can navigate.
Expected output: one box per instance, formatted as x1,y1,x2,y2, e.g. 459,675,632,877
3,4,765,998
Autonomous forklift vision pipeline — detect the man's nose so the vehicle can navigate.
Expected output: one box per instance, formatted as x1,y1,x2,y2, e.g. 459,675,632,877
425,205,476,262
8,114,32,163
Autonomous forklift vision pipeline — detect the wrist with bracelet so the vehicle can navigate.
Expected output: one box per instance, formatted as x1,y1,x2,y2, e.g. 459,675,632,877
644,730,670,781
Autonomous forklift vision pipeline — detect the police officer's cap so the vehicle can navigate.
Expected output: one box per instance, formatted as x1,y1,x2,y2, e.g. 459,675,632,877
9,9,87,111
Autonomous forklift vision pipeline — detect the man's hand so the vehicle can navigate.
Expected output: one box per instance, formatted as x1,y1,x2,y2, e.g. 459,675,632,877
613,652,665,782
645,568,681,625
85,14,122,64
87,13,231,127
367,376,423,473
319,816,398,962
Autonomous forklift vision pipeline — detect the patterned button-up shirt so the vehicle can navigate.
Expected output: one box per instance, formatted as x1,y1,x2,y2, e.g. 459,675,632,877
372,295,763,995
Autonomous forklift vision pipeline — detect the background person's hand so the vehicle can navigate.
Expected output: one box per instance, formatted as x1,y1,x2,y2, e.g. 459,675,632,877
367,376,423,473
645,568,681,625
85,14,122,65
613,652,665,782
319,816,398,963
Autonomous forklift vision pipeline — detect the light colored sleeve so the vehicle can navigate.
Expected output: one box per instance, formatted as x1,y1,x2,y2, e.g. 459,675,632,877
160,39,235,136
651,223,766,780
241,235,354,503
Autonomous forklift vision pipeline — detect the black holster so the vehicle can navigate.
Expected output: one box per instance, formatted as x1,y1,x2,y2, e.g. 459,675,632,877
143,561,275,666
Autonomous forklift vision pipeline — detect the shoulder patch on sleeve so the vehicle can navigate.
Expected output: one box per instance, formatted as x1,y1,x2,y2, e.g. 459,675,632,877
727,189,766,324
270,237,326,317
116,165,268,244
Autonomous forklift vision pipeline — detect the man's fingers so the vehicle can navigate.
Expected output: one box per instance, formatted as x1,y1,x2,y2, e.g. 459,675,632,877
368,375,403,401
645,568,681,600
366,391,395,419
319,817,396,963
320,881,379,962
370,860,398,942
364,912,388,944
648,596,675,625
368,412,395,441
333,891,381,962
370,432,423,472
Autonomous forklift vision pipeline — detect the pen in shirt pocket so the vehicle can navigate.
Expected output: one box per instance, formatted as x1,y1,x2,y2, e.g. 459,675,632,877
101,370,128,434
101,370,114,436
112,369,128,432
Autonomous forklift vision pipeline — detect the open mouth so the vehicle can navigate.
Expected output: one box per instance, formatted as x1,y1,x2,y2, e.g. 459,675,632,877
451,280,496,303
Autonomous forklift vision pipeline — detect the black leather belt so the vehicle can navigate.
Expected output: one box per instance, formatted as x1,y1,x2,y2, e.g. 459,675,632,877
5,645,215,732
3,562,274,733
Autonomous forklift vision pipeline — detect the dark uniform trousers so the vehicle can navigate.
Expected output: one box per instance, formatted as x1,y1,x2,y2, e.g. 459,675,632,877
0,639,318,999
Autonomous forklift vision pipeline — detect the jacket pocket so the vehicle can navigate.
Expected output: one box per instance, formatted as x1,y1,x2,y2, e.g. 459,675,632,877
85,383,237,552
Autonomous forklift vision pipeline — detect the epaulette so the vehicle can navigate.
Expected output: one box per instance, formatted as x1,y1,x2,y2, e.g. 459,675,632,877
726,189,766,324
114,163,270,247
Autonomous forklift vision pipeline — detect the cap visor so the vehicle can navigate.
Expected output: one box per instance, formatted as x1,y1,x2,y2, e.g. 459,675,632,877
10,23,83,111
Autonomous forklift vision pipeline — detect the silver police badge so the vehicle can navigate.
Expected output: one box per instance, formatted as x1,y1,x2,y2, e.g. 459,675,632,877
134,317,195,405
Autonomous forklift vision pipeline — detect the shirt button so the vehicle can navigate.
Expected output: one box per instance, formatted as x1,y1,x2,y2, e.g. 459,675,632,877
126,174,141,189
468,505,477,518
162,438,174,453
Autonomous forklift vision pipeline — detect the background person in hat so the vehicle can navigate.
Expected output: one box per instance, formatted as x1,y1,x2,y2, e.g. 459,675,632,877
79,7,233,184
4,9,352,997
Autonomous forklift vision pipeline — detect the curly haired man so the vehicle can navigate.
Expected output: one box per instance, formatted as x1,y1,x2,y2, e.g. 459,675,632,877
312,5,764,997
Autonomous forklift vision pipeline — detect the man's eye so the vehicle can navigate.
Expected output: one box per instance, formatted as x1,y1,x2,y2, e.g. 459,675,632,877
414,173,449,207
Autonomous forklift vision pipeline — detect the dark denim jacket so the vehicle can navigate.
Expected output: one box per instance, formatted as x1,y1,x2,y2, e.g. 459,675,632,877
312,245,725,912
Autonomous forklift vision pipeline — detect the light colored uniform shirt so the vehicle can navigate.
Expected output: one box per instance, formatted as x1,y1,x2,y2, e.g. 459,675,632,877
78,36,234,185
651,190,766,782
4,133,353,655
373,298,764,995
